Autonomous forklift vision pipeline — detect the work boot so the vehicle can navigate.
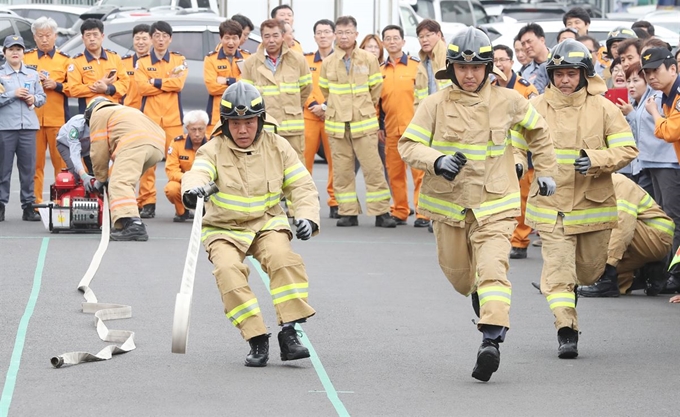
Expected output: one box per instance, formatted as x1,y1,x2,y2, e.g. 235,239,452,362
428,222,433,233
110,218,148,241
0,203,4,222
245,334,270,367
173,211,191,223
557,327,579,359
375,213,397,228
471,291,480,318
337,215,358,227
509,247,527,259
139,203,155,219
390,215,407,226
642,261,668,296
471,339,500,382
278,326,310,361
660,275,680,294
414,218,430,228
329,206,339,219
22,207,40,221
578,264,619,297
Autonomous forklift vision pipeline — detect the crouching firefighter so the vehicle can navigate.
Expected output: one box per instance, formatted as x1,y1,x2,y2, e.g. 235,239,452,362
398,27,557,382
181,82,321,367
85,97,166,241
525,39,638,359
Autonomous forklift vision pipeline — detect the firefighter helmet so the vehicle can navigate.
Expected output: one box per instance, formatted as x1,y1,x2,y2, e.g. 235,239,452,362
605,26,637,58
84,97,116,126
445,26,494,65
219,81,267,141
546,38,595,77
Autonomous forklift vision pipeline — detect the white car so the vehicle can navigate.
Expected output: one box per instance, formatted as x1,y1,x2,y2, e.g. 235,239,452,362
399,1,467,56
640,10,680,36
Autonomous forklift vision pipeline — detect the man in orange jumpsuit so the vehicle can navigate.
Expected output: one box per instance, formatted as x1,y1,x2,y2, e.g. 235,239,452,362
135,20,188,218
204,19,249,135
120,24,151,109
67,19,129,114
303,19,338,218
25,17,71,204
379,24,429,228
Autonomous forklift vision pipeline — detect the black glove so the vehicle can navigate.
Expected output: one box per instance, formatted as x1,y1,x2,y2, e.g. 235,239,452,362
93,180,106,192
434,152,467,181
183,182,219,209
515,163,524,180
294,219,318,240
574,153,591,175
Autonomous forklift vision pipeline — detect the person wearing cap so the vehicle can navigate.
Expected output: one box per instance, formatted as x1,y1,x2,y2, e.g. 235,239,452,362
527,39,637,359
643,47,680,293
181,82,320,367
399,27,557,382
0,35,46,222
84,97,166,241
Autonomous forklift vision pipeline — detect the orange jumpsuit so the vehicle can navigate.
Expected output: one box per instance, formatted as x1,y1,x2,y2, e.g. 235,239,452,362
379,53,426,222
135,50,188,207
203,48,249,135
164,134,205,216
120,53,142,109
655,75,680,163
66,48,129,113
24,47,70,203
303,50,336,208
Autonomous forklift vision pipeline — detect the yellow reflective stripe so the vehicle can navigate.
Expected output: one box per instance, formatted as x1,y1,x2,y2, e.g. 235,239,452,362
519,105,540,130
328,82,352,94
431,140,487,161
403,123,432,146
336,192,357,203
510,129,528,150
670,247,680,269
547,292,576,310
352,84,369,94
477,286,511,306
279,119,305,131
368,72,383,86
349,117,379,133
201,226,256,246
325,120,345,134
226,298,260,325
241,79,254,85
606,132,636,148
617,198,638,217
366,189,391,202
555,148,580,164
418,193,466,221
279,82,300,93
260,85,280,96
437,80,452,89
211,191,281,213
643,217,675,236
283,162,308,188
563,206,618,226
318,76,329,88
263,124,276,132
638,194,654,212
271,282,309,305
526,202,558,224
473,192,521,218
486,138,509,157
298,73,312,86
416,88,428,100
192,159,217,181
261,215,291,231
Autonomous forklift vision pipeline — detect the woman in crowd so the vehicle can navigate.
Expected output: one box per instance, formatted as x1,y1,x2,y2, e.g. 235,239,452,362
609,56,626,89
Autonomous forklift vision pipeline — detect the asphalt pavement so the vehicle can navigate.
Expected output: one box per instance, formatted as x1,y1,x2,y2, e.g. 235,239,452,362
1,158,678,417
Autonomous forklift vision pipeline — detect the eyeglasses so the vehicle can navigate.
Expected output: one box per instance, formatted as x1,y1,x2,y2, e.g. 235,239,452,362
493,58,511,63
315,30,333,36
335,30,355,37
417,32,437,40
383,36,402,43
152,33,171,39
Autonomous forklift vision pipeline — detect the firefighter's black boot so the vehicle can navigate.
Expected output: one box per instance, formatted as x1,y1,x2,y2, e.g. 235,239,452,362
139,203,156,219
110,218,148,241
278,326,310,361
337,215,358,227
578,264,619,297
557,327,579,359
471,339,500,382
245,334,270,367
642,261,667,296
22,206,40,221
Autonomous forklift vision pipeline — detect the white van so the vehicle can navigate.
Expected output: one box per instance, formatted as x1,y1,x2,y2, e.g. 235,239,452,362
83,0,220,20
410,0,493,27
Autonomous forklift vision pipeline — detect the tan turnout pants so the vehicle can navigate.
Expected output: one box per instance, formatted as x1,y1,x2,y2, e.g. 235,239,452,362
614,221,673,293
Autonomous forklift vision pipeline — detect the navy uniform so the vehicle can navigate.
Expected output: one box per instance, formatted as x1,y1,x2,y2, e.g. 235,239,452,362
56,114,92,179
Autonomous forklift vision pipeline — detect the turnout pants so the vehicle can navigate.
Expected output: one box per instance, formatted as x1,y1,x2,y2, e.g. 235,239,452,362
0,129,37,208
540,217,611,331
206,230,316,341
511,168,533,248
432,211,515,329
137,125,184,208
330,126,391,216
164,180,185,216
34,127,65,204
304,118,337,207
108,145,164,228
385,135,426,221
614,221,673,293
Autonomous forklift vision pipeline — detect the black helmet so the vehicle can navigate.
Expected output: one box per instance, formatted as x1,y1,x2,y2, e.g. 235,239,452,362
84,97,116,126
219,81,267,141
546,38,595,77
605,26,637,58
435,27,493,92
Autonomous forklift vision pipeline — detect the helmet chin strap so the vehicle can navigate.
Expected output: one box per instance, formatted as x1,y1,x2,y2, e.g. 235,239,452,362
548,68,587,92
221,115,266,143
448,62,492,93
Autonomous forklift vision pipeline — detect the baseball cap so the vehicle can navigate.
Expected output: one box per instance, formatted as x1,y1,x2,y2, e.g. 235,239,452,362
3,35,25,50
641,47,673,69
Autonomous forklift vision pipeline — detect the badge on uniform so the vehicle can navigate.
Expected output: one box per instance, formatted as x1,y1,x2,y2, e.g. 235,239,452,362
528,92,537,99
69,128,79,141
67,64,74,72
168,147,173,155
675,100,680,112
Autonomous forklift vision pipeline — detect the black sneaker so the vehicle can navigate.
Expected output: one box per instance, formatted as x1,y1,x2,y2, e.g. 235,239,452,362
414,218,429,228
278,327,310,361
173,211,191,222
139,203,156,219
22,207,40,222
0,203,4,222
337,215,358,227
509,247,527,259
375,213,397,228
110,219,148,241
557,327,579,359
245,333,270,367
471,339,500,382
390,215,407,226
329,206,339,219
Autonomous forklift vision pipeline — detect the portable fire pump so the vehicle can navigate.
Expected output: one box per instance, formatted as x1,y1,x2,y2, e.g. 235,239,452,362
33,169,104,233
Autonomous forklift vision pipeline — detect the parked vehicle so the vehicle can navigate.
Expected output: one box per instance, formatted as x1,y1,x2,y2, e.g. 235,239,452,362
82,0,220,20
7,4,88,46
498,3,604,21
640,9,680,34
0,14,37,65
410,0,495,27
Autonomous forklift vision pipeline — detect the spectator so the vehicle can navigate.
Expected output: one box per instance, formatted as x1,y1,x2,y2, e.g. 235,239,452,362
605,27,637,60
632,20,655,36
0,35,46,222
617,38,642,72
517,23,550,92
610,57,626,88
641,37,672,52
359,34,384,64
135,20,189,219
165,110,207,222
67,19,129,113
416,19,449,95
577,35,607,77
24,17,69,206
556,27,578,43
282,21,296,49
563,7,591,36
492,45,537,99
120,24,152,109
632,27,651,40
231,14,254,49
513,37,531,74
271,4,303,53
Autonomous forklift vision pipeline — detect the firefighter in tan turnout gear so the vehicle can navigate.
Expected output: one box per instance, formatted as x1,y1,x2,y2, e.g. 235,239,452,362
181,82,320,367
525,39,638,358
399,27,558,382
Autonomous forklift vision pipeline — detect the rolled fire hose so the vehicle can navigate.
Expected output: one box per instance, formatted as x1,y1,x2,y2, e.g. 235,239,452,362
51,190,136,368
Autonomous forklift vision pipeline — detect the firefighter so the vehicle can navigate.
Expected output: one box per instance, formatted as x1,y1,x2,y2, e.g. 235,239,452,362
241,19,311,162
55,114,92,183
85,97,165,241
319,16,396,228
576,173,674,297
379,24,428,228
204,19,249,135
601,27,638,85
271,4,304,54
164,110,207,222
181,82,319,367
526,39,638,359
67,19,129,114
398,27,558,382
303,19,338,218
120,24,152,109
642,47,680,293
135,20,188,219
415,19,450,100
25,17,70,205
